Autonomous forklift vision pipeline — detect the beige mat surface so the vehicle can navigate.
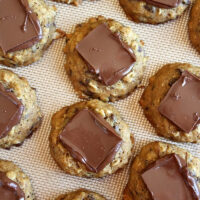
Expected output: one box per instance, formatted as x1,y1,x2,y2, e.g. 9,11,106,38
0,0,199,199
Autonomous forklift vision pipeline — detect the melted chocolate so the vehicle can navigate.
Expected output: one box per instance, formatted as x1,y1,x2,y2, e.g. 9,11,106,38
0,0,42,54
143,0,181,9
76,24,136,86
59,109,122,172
141,154,200,200
158,71,200,133
0,83,24,139
0,172,25,200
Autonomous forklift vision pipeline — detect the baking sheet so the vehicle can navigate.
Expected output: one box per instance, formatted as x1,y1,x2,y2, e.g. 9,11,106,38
0,0,200,199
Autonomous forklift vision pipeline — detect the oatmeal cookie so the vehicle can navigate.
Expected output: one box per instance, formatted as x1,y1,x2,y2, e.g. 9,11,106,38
140,63,200,143
0,159,35,200
0,0,60,67
56,189,106,200
0,69,42,149
119,0,193,24
189,0,200,54
123,141,200,200
49,100,134,178
64,16,147,102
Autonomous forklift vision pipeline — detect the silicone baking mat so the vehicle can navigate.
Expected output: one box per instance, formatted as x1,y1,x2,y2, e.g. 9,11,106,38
0,0,200,199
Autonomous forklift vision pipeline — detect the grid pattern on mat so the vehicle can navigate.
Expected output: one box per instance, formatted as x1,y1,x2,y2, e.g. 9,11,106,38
0,0,200,199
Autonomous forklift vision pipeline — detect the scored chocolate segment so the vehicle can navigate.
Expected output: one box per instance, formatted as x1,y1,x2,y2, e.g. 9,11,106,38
141,154,200,200
0,172,25,200
59,109,122,173
158,71,200,133
143,0,181,9
76,24,136,86
0,0,42,54
0,84,24,139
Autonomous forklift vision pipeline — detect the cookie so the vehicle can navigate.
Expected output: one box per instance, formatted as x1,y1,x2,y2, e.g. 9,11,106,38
0,69,42,149
55,189,106,200
64,16,147,102
49,100,134,178
140,63,200,143
119,0,193,24
0,0,60,67
123,141,200,200
0,159,35,200
189,0,200,54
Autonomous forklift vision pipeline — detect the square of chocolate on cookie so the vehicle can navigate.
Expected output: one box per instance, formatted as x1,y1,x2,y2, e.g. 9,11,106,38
0,0,42,53
141,154,197,200
143,0,181,9
0,84,24,139
59,109,122,173
76,24,136,86
158,71,200,133
0,172,25,199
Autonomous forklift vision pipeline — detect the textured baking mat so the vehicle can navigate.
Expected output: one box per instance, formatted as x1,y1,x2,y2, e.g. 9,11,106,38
0,0,200,199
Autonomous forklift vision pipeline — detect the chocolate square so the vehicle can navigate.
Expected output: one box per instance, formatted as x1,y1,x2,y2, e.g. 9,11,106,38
158,71,200,133
0,0,42,53
0,84,24,139
59,109,122,172
143,0,181,8
76,24,136,86
141,154,194,200
0,172,25,200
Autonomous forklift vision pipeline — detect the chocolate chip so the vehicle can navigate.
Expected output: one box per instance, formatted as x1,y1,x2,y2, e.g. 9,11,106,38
144,4,156,13
88,195,96,200
168,78,179,86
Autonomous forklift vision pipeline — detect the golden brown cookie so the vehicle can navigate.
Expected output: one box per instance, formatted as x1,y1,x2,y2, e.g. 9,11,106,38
49,100,134,178
55,189,106,200
0,0,60,67
123,141,200,200
0,159,35,200
119,0,193,24
189,0,200,54
64,16,147,102
0,69,42,149
140,63,200,143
